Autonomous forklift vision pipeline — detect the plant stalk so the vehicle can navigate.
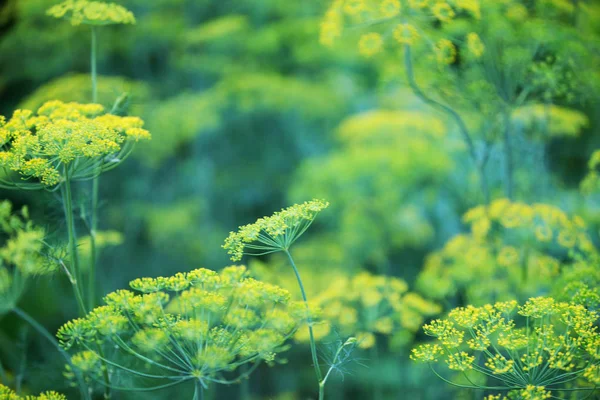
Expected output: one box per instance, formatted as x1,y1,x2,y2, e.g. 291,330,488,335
403,45,490,204
502,109,514,199
284,249,323,397
193,380,204,400
62,170,87,316
12,307,90,400
88,26,100,311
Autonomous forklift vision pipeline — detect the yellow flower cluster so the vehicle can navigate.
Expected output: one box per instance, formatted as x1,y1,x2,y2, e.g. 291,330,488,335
0,384,66,400
412,297,600,397
0,200,59,313
291,110,452,266
299,271,440,349
0,100,150,187
512,104,589,140
417,199,597,305
320,0,482,63
47,0,135,26
581,150,600,195
57,266,305,390
222,199,329,261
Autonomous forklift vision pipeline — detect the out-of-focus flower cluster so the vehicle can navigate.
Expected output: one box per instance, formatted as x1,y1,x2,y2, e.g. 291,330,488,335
0,384,66,400
0,100,150,187
290,110,454,266
250,258,440,351
57,266,305,388
417,199,597,305
320,0,483,60
411,297,600,397
223,199,329,261
511,104,589,140
301,271,440,350
581,150,600,195
0,200,59,314
47,0,136,26
18,74,151,114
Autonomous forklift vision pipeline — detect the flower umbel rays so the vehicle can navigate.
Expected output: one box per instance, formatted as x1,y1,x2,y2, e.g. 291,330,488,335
411,297,600,398
222,199,329,261
57,266,305,393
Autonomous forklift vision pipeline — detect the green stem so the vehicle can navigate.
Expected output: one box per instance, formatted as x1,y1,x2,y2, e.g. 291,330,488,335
88,175,99,311
371,344,383,400
88,26,100,311
62,171,87,316
239,364,250,400
502,109,514,199
403,45,490,204
193,380,204,400
12,307,90,400
91,27,98,104
284,249,323,396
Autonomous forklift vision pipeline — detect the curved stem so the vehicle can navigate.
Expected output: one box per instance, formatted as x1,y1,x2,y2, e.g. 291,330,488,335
12,307,90,400
284,249,323,395
403,45,490,204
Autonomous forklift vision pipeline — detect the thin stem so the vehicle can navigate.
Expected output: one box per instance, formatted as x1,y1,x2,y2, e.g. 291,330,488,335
12,307,90,400
403,45,490,204
88,26,100,312
88,168,99,311
502,109,514,199
239,364,250,400
284,249,323,393
193,379,204,400
62,171,87,316
91,27,98,104
319,339,353,400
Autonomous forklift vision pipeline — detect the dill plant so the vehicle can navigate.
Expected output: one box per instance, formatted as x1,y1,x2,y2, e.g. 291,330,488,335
289,110,454,269
0,101,150,315
57,266,303,398
223,199,333,399
47,0,138,314
411,297,600,398
417,199,597,305
0,200,89,399
319,0,600,202
0,384,66,400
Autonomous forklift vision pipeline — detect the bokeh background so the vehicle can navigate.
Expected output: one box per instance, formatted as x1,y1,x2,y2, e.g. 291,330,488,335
0,0,599,399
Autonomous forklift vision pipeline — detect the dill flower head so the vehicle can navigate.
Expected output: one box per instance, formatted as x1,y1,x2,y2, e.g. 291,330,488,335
0,100,150,188
222,199,329,261
466,32,485,58
431,2,455,23
47,0,136,26
435,39,457,65
412,297,600,397
358,32,384,57
393,23,420,46
0,384,66,400
57,266,305,391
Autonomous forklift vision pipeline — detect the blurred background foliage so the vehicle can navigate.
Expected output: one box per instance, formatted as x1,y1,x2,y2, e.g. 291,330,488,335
0,0,598,399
